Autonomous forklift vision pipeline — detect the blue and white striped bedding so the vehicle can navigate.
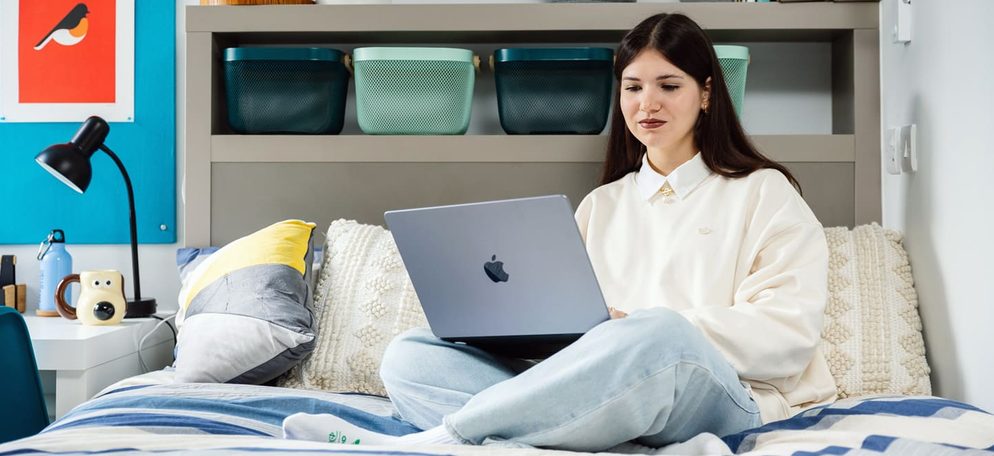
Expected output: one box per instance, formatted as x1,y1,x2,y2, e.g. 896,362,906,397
1,372,992,455
44,384,415,440
722,395,994,455
0,373,576,456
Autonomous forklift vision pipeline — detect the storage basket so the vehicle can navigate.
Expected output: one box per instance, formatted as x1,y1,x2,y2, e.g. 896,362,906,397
713,45,749,117
352,47,476,135
223,47,349,134
492,48,613,135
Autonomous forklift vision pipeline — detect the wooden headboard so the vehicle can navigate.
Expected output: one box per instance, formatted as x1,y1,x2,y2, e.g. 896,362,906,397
184,3,880,246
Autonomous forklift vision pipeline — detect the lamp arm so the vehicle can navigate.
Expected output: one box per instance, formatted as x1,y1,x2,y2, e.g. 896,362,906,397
97,145,142,302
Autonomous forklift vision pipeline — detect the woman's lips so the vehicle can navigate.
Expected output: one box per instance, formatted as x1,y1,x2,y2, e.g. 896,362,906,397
639,120,666,129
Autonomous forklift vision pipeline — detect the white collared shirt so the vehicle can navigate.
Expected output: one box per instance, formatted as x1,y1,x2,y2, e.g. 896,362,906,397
575,154,836,423
635,152,712,202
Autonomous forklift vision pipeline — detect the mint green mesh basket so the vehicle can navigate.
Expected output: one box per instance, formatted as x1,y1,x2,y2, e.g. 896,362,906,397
353,47,475,135
714,45,749,117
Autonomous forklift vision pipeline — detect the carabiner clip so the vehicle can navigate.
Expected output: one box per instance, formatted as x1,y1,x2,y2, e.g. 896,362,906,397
36,233,54,260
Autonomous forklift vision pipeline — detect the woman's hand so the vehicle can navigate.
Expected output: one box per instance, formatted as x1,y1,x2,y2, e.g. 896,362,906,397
608,307,628,319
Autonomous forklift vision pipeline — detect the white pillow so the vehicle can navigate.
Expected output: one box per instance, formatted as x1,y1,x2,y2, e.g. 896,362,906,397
279,220,428,396
821,223,932,398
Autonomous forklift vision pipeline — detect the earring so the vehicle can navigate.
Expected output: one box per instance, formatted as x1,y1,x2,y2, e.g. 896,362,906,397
701,101,709,114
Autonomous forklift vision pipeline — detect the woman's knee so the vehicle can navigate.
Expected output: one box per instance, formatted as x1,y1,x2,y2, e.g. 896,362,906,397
380,327,436,385
623,308,696,337
610,307,705,356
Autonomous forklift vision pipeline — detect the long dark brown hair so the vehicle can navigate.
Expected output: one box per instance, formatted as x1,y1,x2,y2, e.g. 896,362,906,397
601,13,800,193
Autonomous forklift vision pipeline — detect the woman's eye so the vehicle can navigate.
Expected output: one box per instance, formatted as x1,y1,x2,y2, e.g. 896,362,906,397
624,86,641,92
661,84,679,91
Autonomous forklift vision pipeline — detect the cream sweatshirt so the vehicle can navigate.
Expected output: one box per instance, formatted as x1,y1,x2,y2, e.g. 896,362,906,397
574,152,837,423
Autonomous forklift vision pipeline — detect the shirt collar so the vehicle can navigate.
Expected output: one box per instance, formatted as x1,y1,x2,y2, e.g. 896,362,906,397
635,152,712,201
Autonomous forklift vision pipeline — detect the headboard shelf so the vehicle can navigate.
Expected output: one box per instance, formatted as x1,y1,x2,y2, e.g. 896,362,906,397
186,3,879,246
187,3,877,35
210,134,855,164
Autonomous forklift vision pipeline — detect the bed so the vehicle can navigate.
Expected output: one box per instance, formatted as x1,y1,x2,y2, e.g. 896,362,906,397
2,369,992,455
2,218,992,456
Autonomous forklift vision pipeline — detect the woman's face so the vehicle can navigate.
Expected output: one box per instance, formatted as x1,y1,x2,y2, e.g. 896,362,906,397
620,49,709,155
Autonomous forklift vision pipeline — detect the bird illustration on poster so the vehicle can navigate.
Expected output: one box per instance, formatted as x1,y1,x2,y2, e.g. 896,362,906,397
34,3,91,51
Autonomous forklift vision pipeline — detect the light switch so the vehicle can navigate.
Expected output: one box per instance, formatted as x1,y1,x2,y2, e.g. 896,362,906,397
887,124,918,175
895,0,912,43
903,124,918,172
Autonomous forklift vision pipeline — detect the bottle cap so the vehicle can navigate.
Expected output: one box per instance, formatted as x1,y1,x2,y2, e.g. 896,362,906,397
36,229,66,260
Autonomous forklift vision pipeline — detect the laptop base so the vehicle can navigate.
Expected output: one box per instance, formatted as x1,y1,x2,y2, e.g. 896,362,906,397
447,333,583,359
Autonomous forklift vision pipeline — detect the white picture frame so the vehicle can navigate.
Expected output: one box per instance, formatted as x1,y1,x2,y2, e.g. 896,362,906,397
0,0,134,122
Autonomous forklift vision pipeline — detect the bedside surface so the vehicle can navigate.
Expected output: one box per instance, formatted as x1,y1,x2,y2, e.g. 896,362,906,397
24,316,172,371
24,315,175,419
25,315,136,340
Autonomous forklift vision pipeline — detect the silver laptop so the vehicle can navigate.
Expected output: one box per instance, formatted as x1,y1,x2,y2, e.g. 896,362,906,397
384,195,609,359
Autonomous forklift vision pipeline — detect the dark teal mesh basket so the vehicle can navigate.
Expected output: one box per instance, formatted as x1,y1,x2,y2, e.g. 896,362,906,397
224,48,349,134
494,48,614,135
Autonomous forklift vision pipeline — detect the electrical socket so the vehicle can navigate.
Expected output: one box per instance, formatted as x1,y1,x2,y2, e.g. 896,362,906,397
886,127,902,175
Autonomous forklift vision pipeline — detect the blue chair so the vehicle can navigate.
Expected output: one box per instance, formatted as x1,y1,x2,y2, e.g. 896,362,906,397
0,307,50,443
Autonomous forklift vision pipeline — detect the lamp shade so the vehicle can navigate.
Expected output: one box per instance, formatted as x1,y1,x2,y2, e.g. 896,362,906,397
34,116,108,194
35,143,92,193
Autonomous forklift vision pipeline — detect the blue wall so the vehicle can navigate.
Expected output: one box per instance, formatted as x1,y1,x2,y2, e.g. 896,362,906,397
0,1,176,245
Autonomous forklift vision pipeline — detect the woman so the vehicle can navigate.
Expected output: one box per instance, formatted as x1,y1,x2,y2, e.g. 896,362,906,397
284,13,836,451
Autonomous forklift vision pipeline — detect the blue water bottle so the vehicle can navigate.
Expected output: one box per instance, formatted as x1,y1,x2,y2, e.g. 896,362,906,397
37,229,72,316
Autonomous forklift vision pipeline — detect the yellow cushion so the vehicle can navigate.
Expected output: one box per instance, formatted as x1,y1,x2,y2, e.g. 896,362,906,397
181,219,316,311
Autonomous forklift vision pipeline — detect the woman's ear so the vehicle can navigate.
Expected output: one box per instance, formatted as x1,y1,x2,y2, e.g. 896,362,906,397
700,77,713,113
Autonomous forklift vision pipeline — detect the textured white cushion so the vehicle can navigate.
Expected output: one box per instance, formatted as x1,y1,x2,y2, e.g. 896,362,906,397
281,221,932,402
821,223,932,398
279,219,428,396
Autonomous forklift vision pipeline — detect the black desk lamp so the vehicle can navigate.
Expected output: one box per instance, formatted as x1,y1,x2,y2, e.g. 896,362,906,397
35,116,156,318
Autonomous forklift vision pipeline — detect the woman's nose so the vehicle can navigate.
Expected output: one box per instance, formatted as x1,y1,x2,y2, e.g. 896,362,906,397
639,97,661,113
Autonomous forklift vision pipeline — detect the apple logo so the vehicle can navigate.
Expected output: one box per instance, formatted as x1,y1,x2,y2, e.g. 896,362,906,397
484,254,509,283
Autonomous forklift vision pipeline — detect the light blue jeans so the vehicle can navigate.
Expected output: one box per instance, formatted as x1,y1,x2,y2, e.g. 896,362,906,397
379,307,762,452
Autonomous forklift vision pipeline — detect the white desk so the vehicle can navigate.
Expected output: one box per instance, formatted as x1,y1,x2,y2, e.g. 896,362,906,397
24,316,174,419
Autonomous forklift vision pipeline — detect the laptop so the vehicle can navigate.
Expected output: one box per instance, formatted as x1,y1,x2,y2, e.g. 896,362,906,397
384,194,610,359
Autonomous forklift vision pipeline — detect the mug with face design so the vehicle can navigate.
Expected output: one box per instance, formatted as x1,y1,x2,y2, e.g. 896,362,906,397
55,270,127,326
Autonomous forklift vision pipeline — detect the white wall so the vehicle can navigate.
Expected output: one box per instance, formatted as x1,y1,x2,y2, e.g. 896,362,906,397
880,0,994,411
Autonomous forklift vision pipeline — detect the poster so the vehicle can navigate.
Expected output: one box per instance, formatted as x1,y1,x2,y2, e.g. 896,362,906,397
0,0,134,122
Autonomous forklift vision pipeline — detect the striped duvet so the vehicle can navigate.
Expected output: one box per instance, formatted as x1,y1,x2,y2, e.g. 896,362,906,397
1,371,991,455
